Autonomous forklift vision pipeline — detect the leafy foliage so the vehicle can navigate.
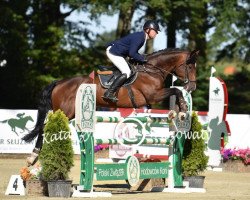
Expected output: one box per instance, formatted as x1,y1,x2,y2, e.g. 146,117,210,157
39,110,74,181
182,112,208,176
208,0,250,62
220,67,250,114
0,1,30,108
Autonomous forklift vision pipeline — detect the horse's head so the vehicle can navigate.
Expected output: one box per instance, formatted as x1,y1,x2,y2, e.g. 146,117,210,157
146,49,199,92
174,50,199,92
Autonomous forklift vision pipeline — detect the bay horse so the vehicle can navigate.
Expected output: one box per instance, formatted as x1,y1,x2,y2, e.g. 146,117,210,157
22,48,199,166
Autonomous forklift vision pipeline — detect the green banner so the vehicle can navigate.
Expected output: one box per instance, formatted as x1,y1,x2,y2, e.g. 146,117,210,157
95,163,127,180
140,162,170,179
95,161,170,181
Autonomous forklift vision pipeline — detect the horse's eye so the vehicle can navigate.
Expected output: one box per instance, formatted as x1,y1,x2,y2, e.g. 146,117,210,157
189,65,192,69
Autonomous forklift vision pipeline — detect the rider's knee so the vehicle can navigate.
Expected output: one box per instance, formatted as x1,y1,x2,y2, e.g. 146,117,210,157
123,70,130,78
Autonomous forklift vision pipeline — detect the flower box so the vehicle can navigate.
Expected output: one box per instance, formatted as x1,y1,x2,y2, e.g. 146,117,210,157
25,180,48,196
223,159,250,173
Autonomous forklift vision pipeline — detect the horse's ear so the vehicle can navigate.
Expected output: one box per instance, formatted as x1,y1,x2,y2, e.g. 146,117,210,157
187,50,199,64
190,50,199,58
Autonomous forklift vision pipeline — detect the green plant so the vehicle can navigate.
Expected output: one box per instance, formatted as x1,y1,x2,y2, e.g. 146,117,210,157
182,112,208,176
39,110,74,180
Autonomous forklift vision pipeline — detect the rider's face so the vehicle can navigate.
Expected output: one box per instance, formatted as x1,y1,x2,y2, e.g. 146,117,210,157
146,29,158,39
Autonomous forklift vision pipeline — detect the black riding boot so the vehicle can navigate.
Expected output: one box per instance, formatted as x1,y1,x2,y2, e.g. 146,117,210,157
102,73,127,103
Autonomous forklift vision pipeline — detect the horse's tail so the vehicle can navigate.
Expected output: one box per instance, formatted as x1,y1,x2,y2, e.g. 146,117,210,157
22,81,58,143
0,120,8,123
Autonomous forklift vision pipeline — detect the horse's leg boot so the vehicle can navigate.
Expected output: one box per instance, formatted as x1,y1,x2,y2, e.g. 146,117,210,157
102,73,127,103
26,148,40,167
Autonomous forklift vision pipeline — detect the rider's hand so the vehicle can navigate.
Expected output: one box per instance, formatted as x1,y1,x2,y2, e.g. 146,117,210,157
129,58,147,65
129,58,137,64
140,60,147,64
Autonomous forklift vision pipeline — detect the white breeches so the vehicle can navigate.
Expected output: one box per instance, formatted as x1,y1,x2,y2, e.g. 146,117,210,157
106,46,131,78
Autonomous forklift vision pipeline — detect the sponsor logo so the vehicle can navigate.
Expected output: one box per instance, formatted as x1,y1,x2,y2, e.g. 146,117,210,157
213,87,220,96
81,86,95,131
0,113,34,136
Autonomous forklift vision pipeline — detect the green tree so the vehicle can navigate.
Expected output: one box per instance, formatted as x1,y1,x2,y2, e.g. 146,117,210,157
116,0,135,38
208,0,250,62
39,110,74,180
182,112,208,176
221,67,250,114
0,0,30,108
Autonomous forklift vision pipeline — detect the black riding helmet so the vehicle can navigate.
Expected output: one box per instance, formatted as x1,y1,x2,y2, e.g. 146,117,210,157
143,20,160,33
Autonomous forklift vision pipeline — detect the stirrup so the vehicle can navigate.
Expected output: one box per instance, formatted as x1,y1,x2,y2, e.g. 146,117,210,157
102,93,118,103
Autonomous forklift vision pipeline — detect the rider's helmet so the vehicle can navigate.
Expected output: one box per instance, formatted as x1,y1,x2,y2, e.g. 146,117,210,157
143,20,160,33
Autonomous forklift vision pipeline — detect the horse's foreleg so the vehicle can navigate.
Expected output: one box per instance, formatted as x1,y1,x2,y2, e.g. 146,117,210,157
153,88,188,113
170,88,188,114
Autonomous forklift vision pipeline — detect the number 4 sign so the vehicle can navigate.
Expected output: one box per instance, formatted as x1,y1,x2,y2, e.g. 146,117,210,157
5,175,25,195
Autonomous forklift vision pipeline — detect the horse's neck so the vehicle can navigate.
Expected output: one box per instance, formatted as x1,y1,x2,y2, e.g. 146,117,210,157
149,54,183,72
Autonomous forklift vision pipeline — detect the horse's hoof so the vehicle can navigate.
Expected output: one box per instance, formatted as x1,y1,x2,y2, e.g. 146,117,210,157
168,110,177,120
26,153,38,167
178,112,186,121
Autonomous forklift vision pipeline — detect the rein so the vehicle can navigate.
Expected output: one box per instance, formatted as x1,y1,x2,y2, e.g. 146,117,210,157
134,61,196,84
134,64,166,80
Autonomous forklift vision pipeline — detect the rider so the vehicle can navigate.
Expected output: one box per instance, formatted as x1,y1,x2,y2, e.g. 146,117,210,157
102,20,160,103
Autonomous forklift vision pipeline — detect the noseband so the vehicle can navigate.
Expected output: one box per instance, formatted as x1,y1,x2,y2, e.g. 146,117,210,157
172,62,196,84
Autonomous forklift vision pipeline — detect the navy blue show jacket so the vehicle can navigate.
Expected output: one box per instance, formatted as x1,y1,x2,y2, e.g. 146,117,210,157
107,31,146,62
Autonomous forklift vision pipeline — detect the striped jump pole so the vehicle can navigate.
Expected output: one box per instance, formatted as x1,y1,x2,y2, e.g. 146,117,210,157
96,116,171,128
96,116,171,123
95,137,173,146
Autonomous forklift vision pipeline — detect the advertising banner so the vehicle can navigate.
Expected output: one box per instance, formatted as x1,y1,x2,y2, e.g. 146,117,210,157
207,75,230,166
0,109,80,154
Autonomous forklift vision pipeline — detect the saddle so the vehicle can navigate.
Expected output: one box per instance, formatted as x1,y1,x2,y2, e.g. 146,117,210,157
97,65,138,89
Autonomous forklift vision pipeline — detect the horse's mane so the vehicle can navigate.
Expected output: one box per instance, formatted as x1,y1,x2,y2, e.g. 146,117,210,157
148,48,189,58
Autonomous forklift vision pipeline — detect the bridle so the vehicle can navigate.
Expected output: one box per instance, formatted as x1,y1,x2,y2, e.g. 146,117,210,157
172,61,197,84
135,59,196,84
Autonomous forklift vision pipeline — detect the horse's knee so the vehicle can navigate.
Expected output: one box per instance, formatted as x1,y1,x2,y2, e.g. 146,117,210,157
175,88,183,96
